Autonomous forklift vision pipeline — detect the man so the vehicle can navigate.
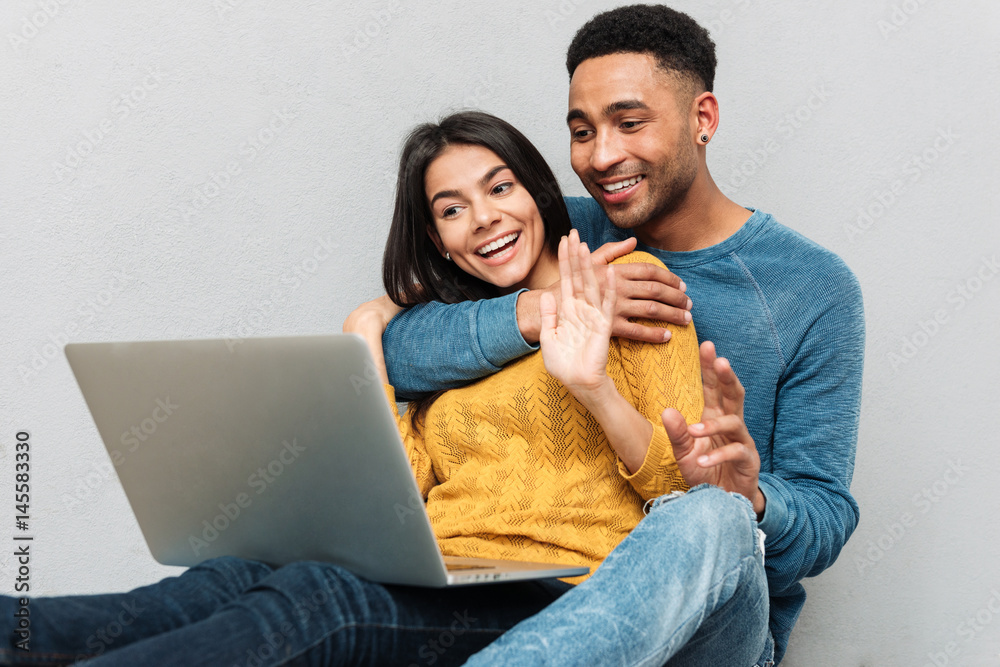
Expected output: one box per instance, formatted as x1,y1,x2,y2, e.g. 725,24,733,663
383,4,864,665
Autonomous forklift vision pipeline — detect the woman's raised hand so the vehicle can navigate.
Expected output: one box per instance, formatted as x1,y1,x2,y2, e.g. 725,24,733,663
539,230,617,400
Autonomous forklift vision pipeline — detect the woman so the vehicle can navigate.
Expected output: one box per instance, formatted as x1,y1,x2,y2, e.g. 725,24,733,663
0,112,701,666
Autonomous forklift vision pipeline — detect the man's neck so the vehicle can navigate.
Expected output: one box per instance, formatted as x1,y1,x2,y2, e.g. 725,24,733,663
633,173,752,252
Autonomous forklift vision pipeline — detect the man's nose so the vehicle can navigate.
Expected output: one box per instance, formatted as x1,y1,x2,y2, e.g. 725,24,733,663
590,130,627,173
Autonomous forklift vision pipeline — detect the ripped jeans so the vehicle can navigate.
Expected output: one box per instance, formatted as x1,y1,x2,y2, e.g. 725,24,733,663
463,483,774,666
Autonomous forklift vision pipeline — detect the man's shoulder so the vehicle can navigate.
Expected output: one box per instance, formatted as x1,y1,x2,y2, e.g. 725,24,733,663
744,212,863,303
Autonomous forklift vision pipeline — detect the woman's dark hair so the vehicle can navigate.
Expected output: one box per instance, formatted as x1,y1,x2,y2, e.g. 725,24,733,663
566,4,717,95
383,110,571,307
382,110,572,430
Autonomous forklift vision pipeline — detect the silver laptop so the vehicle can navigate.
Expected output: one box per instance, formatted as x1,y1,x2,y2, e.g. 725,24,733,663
65,334,588,587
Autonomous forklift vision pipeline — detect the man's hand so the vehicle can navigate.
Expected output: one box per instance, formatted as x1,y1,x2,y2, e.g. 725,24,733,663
661,341,766,518
516,236,692,345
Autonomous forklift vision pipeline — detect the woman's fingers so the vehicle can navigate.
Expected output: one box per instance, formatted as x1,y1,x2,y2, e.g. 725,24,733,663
699,341,722,412
557,234,574,307
539,290,558,344
689,413,751,440
579,241,603,309
714,356,746,416
601,265,617,324
567,230,585,298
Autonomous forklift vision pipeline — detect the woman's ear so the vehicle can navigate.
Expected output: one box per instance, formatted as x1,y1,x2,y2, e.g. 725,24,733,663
426,226,447,259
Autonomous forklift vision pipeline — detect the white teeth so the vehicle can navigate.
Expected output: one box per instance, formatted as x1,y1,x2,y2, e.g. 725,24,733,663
601,175,644,192
477,232,519,256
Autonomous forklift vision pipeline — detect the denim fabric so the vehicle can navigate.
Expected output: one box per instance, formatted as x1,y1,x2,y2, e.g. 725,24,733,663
0,559,571,666
463,484,772,667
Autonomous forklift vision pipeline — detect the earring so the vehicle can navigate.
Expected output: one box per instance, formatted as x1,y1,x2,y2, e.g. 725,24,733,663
701,134,710,143
445,252,451,261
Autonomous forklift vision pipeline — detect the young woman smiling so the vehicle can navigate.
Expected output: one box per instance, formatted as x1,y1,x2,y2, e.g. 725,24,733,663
0,112,702,666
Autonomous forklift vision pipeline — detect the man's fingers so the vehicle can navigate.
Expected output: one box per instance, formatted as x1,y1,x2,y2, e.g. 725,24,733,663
590,237,637,265
611,262,688,299
612,318,672,343
614,299,692,327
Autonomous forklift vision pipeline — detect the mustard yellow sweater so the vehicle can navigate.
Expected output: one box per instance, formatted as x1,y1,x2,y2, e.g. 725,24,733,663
385,252,704,582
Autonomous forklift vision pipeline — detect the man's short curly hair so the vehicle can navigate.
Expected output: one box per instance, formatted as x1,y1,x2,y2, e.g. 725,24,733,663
566,4,717,95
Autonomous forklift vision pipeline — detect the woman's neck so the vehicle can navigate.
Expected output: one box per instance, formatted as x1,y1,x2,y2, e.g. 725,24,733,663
501,247,560,295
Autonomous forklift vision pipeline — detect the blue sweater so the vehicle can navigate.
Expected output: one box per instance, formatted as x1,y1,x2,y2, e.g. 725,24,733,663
383,196,865,663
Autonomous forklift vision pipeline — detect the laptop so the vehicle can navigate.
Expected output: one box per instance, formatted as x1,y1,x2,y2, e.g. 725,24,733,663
64,334,588,587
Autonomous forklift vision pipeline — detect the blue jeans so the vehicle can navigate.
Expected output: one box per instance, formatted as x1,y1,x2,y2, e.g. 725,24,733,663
0,559,571,666
1,485,770,665
463,484,773,666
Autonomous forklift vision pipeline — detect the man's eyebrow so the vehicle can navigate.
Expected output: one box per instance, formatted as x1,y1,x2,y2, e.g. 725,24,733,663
429,165,509,206
567,99,650,125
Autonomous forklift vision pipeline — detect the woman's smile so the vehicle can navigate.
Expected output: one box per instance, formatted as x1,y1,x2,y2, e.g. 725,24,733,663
424,143,558,293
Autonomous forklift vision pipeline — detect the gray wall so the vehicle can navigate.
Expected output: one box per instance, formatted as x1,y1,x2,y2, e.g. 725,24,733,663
2,1,998,664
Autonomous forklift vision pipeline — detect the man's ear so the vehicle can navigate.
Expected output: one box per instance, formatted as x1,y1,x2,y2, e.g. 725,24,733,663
692,90,720,144
426,226,447,258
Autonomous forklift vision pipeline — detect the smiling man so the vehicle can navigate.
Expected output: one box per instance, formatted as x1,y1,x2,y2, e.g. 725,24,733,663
383,5,864,665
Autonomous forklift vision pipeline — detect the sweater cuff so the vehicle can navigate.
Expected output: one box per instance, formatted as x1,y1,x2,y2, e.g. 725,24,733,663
757,473,788,538
476,289,538,367
616,425,678,500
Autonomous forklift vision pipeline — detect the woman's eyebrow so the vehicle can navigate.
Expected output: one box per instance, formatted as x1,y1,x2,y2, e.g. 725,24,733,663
430,165,509,206
479,165,509,186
